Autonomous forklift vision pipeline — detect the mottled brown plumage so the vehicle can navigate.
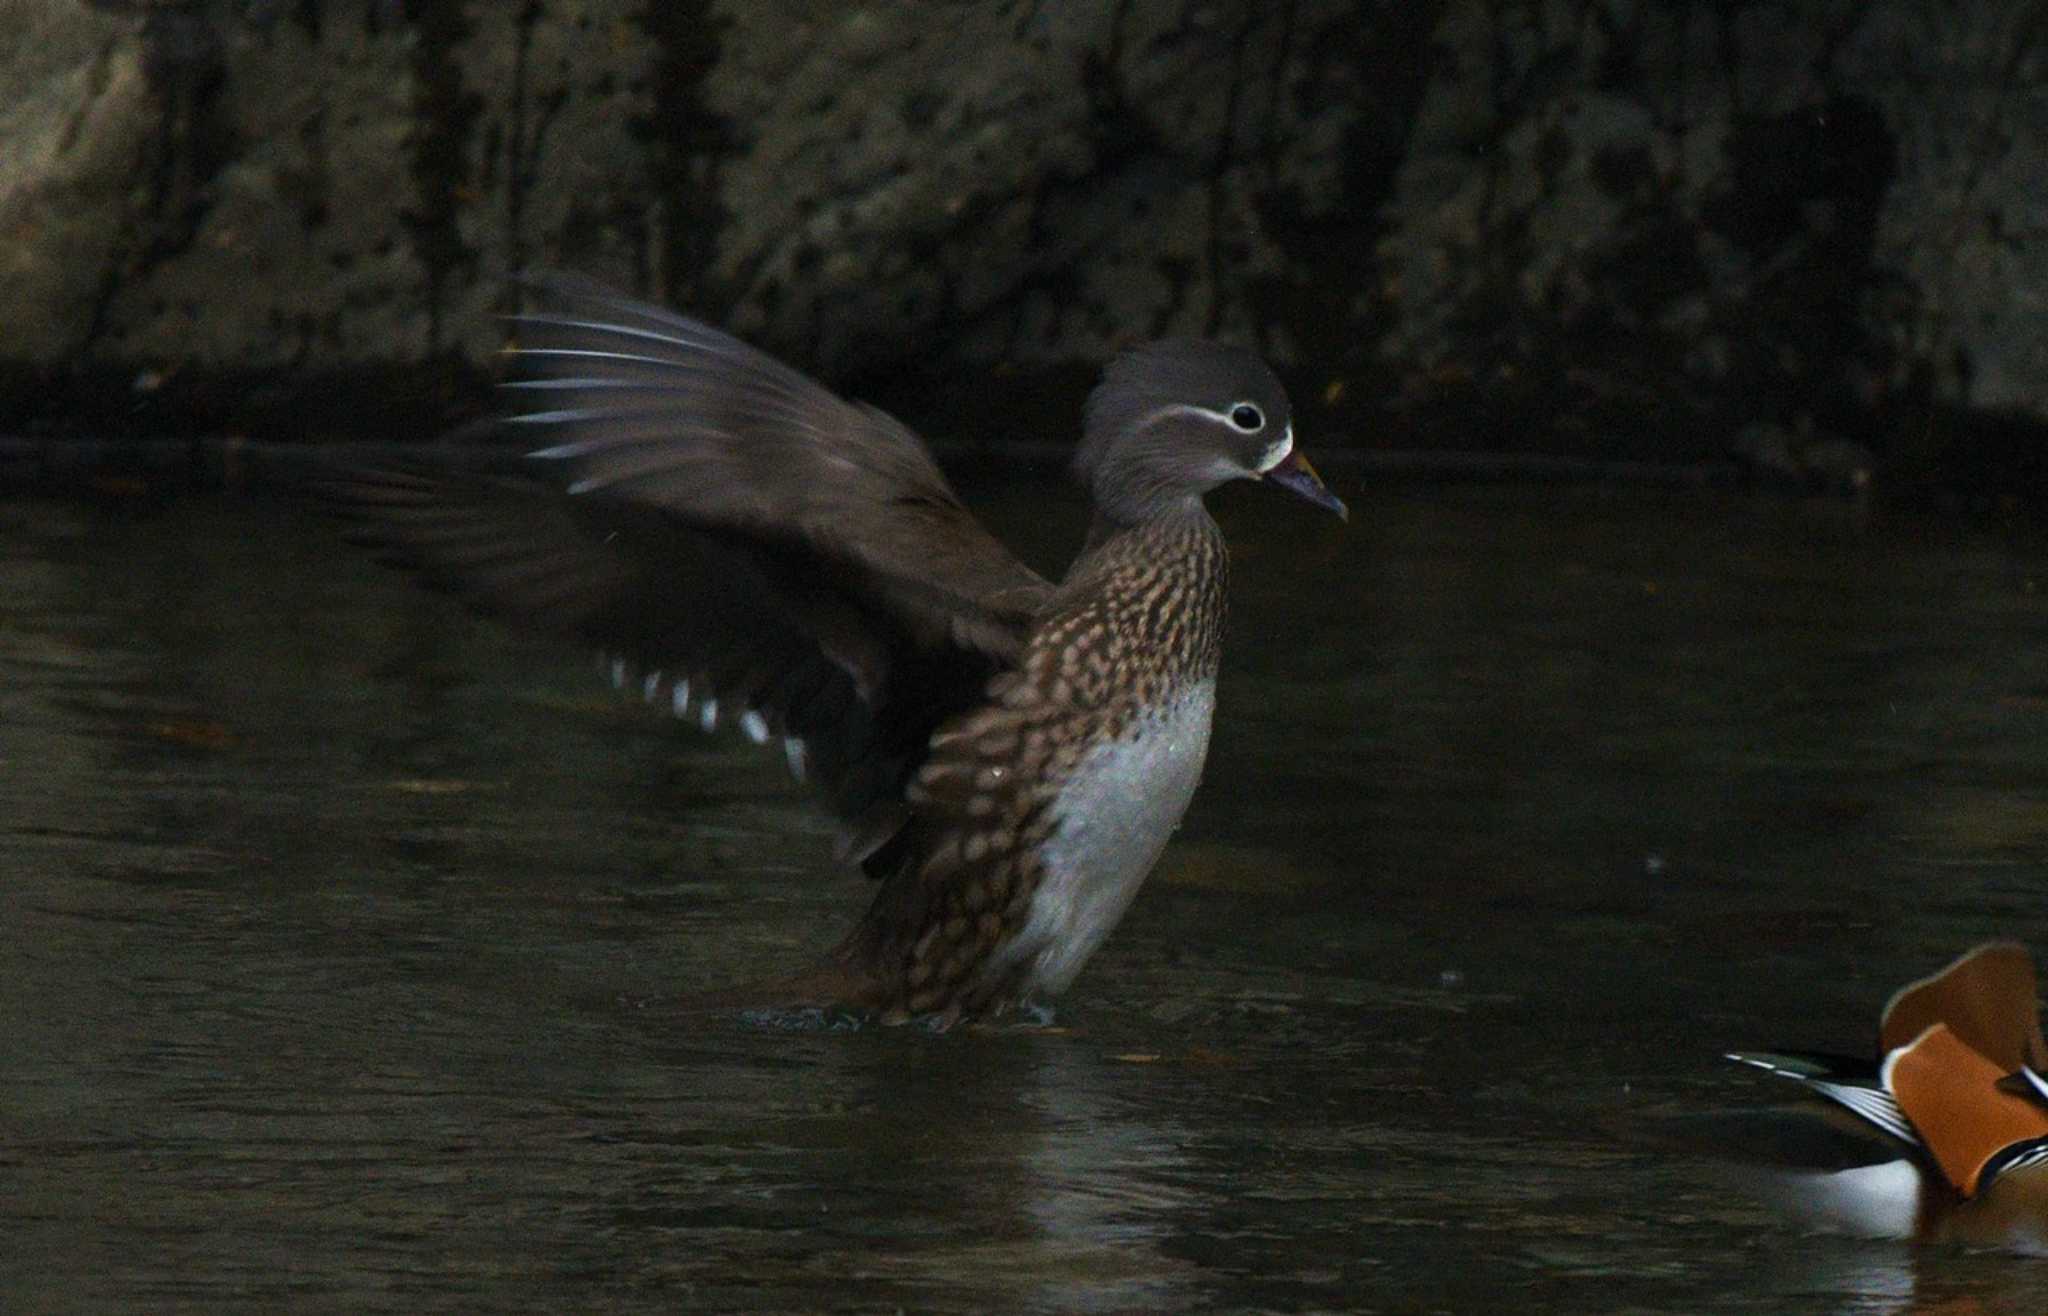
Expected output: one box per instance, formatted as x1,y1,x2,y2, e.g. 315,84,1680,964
838,510,1229,1022
324,272,1344,1024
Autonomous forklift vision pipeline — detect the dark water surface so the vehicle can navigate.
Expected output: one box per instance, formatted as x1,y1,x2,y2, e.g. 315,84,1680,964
6,479,2048,1313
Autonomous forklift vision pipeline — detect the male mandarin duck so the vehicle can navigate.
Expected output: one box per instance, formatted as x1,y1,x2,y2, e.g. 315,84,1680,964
1727,941,2048,1251
325,274,1346,1026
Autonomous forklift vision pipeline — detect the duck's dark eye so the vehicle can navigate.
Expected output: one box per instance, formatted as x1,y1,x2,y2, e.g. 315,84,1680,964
1229,403,1264,432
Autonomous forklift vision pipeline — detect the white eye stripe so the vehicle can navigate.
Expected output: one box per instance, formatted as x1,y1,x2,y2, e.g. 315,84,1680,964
1145,402,1274,431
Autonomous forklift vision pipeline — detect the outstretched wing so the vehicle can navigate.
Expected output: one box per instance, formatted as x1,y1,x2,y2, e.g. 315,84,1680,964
320,274,1056,861
508,272,1051,663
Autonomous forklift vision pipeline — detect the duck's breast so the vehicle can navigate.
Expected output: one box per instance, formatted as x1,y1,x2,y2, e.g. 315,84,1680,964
999,677,1216,997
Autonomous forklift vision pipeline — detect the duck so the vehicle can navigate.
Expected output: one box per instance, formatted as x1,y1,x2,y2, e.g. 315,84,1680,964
1726,940,2048,1251
325,272,1347,1026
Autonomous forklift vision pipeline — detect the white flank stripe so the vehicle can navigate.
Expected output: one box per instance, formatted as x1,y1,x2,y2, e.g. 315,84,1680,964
1783,1161,1923,1239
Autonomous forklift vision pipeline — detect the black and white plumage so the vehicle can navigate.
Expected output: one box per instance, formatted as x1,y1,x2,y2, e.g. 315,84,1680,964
324,272,1345,1024
1721,942,2048,1251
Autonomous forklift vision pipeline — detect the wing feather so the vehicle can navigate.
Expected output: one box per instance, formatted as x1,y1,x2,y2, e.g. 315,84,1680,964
510,272,1052,652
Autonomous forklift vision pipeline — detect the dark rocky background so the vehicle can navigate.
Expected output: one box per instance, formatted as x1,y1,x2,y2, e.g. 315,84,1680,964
5,0,2045,503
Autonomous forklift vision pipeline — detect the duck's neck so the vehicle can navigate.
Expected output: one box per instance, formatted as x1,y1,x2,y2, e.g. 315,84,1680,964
1055,502,1229,692
1080,492,1208,555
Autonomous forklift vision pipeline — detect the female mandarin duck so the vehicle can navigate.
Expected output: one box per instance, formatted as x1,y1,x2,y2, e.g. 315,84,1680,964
330,274,1345,1026
1727,941,2048,1251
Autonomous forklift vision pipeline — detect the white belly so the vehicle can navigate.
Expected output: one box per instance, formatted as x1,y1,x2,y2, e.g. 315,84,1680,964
997,679,1216,998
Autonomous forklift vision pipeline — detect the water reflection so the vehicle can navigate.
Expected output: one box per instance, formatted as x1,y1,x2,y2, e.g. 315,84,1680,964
3,485,2047,1310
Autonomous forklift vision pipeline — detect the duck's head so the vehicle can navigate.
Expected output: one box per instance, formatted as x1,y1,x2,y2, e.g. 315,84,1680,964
1073,339,1347,525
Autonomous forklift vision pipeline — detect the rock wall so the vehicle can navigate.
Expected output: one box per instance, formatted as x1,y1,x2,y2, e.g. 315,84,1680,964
3,0,2045,472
